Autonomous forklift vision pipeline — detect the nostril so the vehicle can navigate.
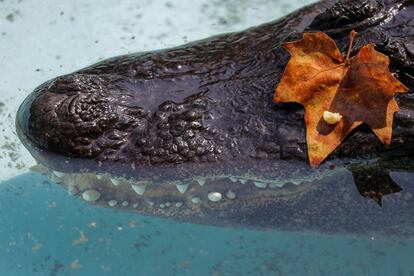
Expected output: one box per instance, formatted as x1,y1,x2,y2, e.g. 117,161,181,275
16,74,88,152
17,81,66,150
16,73,136,160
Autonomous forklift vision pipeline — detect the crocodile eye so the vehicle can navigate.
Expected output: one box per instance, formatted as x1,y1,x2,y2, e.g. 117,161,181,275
308,0,383,32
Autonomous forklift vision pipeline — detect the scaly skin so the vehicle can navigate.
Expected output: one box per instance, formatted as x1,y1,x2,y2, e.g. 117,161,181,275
16,0,414,236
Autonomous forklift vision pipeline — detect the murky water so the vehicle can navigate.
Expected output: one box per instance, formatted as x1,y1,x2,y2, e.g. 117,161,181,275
1,0,414,275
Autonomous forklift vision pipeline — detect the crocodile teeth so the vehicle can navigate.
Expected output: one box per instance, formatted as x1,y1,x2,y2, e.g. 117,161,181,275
226,190,236,199
110,178,121,186
254,181,267,189
291,179,303,185
229,177,238,183
49,174,63,183
67,185,78,195
191,197,201,204
53,171,65,178
176,184,189,193
29,164,49,174
82,189,101,202
108,200,118,207
196,178,206,186
208,192,222,202
239,179,247,184
131,184,146,195
269,183,283,189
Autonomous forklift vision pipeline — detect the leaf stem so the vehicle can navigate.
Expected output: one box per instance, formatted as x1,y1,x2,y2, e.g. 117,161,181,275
345,30,357,66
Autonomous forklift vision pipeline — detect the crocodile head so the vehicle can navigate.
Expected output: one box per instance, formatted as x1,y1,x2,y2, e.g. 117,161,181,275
16,0,414,235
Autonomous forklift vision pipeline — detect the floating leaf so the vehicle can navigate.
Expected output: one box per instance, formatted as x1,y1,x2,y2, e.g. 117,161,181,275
274,31,408,167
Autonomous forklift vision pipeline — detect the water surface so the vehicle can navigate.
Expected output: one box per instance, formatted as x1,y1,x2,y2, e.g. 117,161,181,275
1,0,414,275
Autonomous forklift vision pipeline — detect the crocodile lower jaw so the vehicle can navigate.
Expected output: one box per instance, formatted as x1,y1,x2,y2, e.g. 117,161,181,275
31,164,335,216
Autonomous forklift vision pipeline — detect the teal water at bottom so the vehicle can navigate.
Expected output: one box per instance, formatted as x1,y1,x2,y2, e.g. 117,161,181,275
0,173,413,276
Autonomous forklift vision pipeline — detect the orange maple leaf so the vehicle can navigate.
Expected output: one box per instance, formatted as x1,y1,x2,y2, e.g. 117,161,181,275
274,31,409,167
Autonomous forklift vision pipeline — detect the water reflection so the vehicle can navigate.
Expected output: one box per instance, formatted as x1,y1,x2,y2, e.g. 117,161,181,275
348,148,414,205
1,172,414,275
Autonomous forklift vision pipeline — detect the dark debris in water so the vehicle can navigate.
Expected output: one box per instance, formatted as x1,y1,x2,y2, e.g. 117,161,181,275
50,260,64,276
4,9,22,23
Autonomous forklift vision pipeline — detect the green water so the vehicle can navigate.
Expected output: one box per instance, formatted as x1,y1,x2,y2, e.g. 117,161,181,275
1,173,413,275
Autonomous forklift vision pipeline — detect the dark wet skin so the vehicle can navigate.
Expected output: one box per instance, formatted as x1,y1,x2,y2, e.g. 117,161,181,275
16,0,414,236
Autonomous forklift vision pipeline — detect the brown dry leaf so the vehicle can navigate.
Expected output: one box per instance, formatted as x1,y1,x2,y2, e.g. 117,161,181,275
72,230,88,245
70,259,82,270
274,31,408,167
